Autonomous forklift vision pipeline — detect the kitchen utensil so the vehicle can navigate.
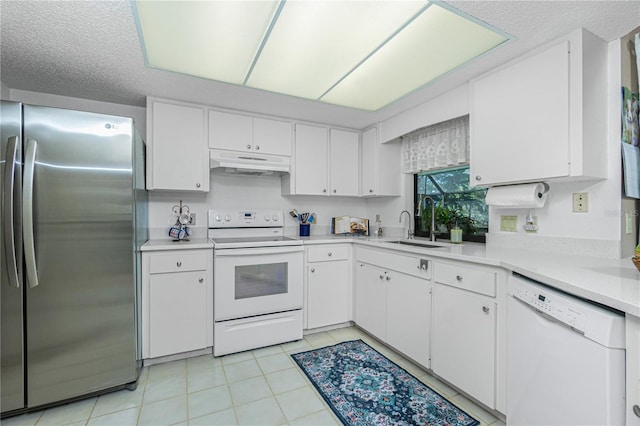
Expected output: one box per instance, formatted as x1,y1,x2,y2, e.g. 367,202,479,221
308,213,316,223
289,209,299,219
301,212,309,223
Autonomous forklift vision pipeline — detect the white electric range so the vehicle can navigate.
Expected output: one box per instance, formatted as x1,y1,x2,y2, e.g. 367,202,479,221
207,210,304,356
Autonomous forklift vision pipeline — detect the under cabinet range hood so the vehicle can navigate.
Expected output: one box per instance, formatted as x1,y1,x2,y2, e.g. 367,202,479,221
209,149,291,176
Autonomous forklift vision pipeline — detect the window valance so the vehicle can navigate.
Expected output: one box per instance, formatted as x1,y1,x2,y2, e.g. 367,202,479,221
401,115,469,173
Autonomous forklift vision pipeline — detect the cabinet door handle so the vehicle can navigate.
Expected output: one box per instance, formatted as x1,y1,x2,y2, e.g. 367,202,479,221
369,189,373,193
475,175,482,181
198,277,204,283
323,189,327,193
379,274,384,280
386,276,390,281
310,268,315,273
632,405,640,418
255,145,260,150
327,252,332,257
196,183,201,188
332,189,337,193
482,306,490,313
246,144,252,149
177,261,182,267
456,275,463,281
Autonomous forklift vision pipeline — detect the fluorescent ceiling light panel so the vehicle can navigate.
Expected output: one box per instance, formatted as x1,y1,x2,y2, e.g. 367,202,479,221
135,1,279,84
246,1,428,99
134,1,509,111
321,3,509,110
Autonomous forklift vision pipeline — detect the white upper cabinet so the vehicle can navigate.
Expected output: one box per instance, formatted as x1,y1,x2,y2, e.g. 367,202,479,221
360,126,401,197
209,110,292,156
329,129,359,196
292,123,329,195
287,124,359,196
470,28,607,186
146,98,209,192
253,117,293,156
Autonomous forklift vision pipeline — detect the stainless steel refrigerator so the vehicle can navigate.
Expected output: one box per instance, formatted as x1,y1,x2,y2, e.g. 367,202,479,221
1,102,148,416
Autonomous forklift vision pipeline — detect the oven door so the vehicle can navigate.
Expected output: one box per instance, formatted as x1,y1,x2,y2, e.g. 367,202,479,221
214,245,303,321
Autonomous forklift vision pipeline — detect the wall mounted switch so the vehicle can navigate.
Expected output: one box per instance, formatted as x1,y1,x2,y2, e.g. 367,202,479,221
189,213,196,226
572,193,588,213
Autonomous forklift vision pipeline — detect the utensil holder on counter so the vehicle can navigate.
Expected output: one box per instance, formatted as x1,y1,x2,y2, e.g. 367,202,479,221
299,223,310,237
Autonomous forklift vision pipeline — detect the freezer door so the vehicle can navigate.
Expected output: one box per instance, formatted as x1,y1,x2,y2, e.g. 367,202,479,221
1,101,25,413
23,105,138,407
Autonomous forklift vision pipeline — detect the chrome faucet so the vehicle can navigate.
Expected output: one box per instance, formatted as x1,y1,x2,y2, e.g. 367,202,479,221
399,210,414,239
417,195,437,242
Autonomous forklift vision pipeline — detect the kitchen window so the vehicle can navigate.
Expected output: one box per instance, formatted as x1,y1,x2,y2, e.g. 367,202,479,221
414,166,488,242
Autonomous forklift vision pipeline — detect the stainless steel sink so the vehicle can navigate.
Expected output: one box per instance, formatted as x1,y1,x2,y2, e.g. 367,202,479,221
384,240,450,249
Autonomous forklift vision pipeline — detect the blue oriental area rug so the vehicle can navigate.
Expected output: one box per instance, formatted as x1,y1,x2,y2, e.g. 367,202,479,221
291,339,479,426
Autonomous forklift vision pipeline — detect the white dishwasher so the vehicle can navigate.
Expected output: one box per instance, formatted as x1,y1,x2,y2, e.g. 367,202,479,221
507,273,626,426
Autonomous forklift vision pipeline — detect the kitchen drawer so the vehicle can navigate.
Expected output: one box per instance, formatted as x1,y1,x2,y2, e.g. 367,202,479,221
434,262,496,297
355,247,431,279
307,245,350,262
149,251,208,274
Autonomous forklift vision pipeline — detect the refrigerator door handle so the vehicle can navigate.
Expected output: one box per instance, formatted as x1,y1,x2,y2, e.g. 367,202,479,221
23,138,39,288
3,136,20,288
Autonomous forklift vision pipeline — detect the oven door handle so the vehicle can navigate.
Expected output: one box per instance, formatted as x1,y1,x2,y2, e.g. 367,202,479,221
214,246,304,257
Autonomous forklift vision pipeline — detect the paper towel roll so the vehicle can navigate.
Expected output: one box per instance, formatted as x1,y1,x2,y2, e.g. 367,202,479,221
485,183,548,208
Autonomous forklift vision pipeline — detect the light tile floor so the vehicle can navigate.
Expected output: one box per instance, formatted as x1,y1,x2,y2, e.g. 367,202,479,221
1,327,506,426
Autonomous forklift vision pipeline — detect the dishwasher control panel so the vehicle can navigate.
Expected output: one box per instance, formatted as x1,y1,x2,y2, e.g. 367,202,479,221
511,280,586,332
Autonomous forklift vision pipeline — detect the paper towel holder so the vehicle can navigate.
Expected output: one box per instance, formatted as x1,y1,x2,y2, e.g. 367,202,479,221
537,183,550,198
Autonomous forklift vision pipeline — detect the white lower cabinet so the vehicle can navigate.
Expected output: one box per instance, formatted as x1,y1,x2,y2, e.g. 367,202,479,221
149,270,208,358
354,262,387,340
431,283,496,408
431,260,504,411
142,248,213,359
354,247,432,368
305,245,351,329
386,271,430,368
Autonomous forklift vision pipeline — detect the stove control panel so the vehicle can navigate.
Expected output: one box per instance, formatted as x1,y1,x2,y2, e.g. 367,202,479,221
208,210,284,228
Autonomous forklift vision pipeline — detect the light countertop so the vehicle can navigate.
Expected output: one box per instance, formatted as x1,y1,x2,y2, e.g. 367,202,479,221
301,235,640,316
141,235,639,316
141,238,213,251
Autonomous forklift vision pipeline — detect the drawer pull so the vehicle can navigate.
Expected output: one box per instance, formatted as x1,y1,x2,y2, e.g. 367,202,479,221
310,268,315,273
327,252,332,257
633,405,640,418
255,145,260,150
177,261,182,267
246,144,252,149
482,306,490,313
456,275,463,281
198,277,204,283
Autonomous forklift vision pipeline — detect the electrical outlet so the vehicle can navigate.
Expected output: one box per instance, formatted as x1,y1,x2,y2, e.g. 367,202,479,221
189,213,196,226
572,193,588,213
500,215,518,232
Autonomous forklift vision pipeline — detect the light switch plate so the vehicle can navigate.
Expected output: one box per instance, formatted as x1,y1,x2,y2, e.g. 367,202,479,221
572,193,588,213
189,213,196,226
500,215,518,232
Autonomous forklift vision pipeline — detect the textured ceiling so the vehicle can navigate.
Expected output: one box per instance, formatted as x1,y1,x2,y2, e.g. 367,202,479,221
1,1,639,129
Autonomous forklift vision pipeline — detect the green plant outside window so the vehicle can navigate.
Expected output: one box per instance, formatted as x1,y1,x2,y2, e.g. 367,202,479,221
414,166,488,242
